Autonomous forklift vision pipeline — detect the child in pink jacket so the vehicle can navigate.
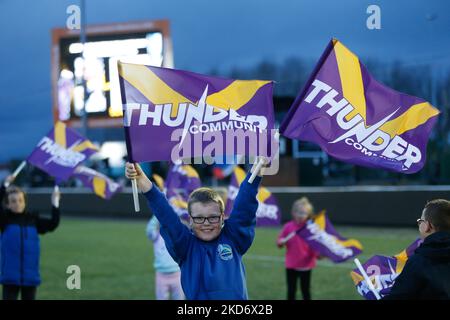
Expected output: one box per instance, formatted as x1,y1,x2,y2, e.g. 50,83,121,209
277,197,319,300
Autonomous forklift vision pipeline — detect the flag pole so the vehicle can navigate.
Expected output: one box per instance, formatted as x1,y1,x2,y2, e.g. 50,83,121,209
281,231,297,243
248,158,264,183
53,185,60,208
354,258,381,300
4,161,27,187
131,177,140,213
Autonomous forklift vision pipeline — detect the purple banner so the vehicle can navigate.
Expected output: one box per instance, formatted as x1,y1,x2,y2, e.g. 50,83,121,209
73,166,122,200
350,238,423,299
225,166,281,227
165,164,202,198
118,63,276,163
280,39,439,174
26,122,98,180
297,211,363,263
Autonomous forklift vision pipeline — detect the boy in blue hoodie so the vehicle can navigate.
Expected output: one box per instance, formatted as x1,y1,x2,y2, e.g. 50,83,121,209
125,161,264,300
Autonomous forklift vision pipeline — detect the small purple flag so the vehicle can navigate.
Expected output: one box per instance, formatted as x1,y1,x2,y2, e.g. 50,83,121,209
165,164,202,199
73,166,122,200
118,62,276,163
225,166,281,227
297,211,363,263
280,39,440,174
27,121,98,180
154,164,202,221
350,238,423,300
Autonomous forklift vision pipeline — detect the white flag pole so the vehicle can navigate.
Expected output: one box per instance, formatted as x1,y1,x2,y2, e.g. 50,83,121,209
53,185,60,208
248,158,264,183
281,231,297,243
4,160,27,187
354,258,381,300
131,178,140,213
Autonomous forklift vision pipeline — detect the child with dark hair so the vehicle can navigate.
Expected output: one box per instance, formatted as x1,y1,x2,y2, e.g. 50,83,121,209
384,199,450,299
0,175,60,300
125,161,264,300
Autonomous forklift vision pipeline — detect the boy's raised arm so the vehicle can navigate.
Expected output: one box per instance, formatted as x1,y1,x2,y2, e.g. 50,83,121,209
37,188,61,234
125,162,191,262
226,159,265,254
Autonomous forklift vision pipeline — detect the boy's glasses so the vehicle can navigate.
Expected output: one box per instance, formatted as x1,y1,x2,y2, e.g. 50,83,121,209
416,218,425,226
190,215,221,224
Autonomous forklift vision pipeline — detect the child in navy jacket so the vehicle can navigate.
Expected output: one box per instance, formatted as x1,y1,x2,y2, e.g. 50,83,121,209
0,175,60,300
126,161,264,300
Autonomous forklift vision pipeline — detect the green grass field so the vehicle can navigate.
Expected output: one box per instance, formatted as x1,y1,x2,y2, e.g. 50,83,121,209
36,218,418,300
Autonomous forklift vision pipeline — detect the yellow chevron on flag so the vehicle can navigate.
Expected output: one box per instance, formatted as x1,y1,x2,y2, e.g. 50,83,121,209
54,121,67,148
314,210,363,250
333,40,367,122
379,102,440,138
170,197,188,209
93,176,107,198
333,40,439,143
182,165,200,178
118,62,270,117
314,210,327,230
118,62,193,117
71,140,99,153
206,80,271,111
152,174,165,190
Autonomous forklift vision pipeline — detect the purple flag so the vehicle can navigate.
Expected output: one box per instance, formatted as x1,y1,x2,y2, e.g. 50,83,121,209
165,164,202,198
225,166,281,227
118,62,276,163
280,39,440,174
350,238,423,299
155,164,202,221
27,121,98,180
297,211,363,263
73,166,122,200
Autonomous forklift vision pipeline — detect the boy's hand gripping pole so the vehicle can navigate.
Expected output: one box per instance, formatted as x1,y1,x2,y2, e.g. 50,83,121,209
4,160,26,187
131,164,140,212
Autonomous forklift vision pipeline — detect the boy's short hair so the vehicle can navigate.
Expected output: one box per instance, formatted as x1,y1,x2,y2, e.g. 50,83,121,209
424,199,450,232
188,188,224,215
3,185,26,206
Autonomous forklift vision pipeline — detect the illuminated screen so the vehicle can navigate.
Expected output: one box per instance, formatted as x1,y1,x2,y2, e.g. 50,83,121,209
58,32,164,121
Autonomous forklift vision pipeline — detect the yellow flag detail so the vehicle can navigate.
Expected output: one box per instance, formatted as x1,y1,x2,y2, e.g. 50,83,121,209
54,121,67,148
334,40,367,122
379,102,440,138
93,177,106,198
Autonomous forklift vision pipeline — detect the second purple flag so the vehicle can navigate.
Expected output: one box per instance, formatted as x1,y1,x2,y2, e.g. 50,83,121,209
280,39,439,174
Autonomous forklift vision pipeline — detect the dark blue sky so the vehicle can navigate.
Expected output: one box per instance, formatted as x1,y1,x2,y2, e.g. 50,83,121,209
0,0,449,162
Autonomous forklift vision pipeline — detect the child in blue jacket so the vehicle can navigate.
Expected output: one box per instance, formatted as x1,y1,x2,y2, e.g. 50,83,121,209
0,175,60,300
126,161,264,300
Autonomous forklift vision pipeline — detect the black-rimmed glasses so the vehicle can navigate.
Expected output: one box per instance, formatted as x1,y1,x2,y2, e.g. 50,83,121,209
190,215,221,224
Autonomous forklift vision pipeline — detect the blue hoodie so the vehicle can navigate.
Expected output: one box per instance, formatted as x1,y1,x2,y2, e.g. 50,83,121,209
144,173,261,300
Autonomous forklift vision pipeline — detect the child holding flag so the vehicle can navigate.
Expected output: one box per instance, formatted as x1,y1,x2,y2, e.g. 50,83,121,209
277,197,319,300
0,175,61,300
125,159,265,300
383,199,450,299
